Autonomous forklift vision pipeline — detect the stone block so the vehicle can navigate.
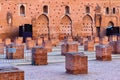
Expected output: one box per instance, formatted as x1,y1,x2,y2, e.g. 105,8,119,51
96,44,112,61
0,43,4,54
32,46,48,65
26,40,36,50
65,52,88,74
84,40,94,51
109,41,117,54
0,65,24,80
4,38,11,46
6,44,24,59
61,42,78,55
116,41,120,54
43,41,52,52
94,37,100,44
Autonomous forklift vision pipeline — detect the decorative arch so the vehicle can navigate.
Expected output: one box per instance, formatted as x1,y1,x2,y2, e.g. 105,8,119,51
65,6,70,14
81,15,93,37
108,21,114,27
35,14,50,39
59,15,72,39
20,5,25,16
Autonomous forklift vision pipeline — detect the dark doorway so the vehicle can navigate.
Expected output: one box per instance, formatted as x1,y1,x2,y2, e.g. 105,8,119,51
96,27,100,37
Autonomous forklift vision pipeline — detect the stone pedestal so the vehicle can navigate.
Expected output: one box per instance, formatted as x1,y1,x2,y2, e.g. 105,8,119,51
26,40,36,49
84,40,94,51
0,43,4,54
32,46,48,65
116,41,120,54
4,38,11,46
43,41,52,52
65,52,88,74
0,65,24,80
109,41,117,54
109,35,117,42
96,44,112,61
100,37,109,45
6,44,24,59
14,37,23,45
61,42,78,55
94,37,100,44
36,38,43,46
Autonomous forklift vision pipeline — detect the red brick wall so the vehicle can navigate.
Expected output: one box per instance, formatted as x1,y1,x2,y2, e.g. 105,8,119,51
0,0,120,39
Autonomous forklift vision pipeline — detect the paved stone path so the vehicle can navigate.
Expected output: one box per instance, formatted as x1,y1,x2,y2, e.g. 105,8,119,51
17,59,120,80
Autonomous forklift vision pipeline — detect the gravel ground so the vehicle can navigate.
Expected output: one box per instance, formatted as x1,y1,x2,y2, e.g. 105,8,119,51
16,58,120,80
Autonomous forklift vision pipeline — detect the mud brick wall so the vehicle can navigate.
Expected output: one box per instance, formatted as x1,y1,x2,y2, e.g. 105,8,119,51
96,44,112,61
0,43,4,54
6,44,24,59
84,40,94,51
116,41,120,54
32,46,48,65
43,40,52,52
61,42,78,55
0,66,24,80
65,52,88,74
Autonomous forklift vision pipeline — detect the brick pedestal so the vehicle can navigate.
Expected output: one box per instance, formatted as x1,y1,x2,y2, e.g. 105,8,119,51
94,37,100,44
61,42,78,55
43,41,52,52
6,44,24,59
96,44,112,61
36,38,43,46
32,46,48,65
84,40,94,51
4,38,11,46
116,41,120,54
109,35,117,42
26,40,36,49
100,37,109,45
0,43,4,54
65,52,88,74
109,41,117,54
0,65,24,80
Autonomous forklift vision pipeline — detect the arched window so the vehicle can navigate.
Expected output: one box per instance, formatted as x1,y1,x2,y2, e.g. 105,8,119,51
43,5,48,14
65,6,70,14
106,7,109,14
86,6,90,13
113,8,116,14
20,5,25,16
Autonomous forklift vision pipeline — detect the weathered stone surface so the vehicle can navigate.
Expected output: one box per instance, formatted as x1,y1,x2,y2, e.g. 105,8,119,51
84,40,94,51
61,42,78,55
65,52,88,74
6,44,24,59
96,44,112,61
0,65,24,80
32,46,48,65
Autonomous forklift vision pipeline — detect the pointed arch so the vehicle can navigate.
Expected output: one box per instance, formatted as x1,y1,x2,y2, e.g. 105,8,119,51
108,21,114,27
20,5,25,16
35,14,50,39
59,15,72,40
81,15,93,37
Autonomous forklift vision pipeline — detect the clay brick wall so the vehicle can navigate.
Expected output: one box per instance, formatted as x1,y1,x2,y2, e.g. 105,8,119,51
0,0,120,39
